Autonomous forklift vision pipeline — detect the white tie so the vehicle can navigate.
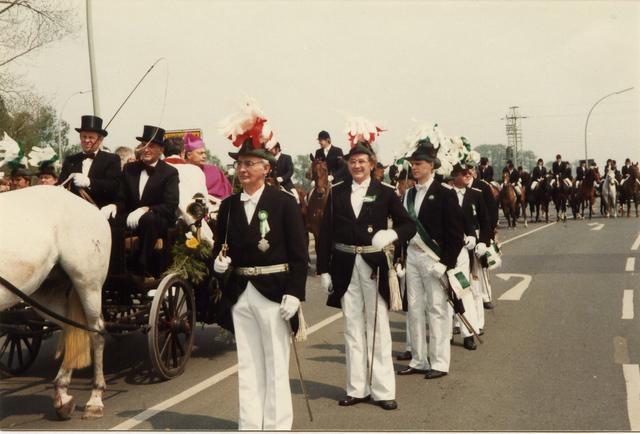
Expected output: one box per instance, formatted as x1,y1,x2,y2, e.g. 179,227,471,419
455,187,465,206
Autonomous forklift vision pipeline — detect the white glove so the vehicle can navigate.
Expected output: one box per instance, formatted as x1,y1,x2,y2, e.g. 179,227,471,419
328,174,334,182
475,242,488,258
464,236,477,251
320,273,332,295
371,229,398,250
100,204,117,219
126,207,148,230
73,173,91,188
395,263,406,279
429,262,447,278
214,254,232,273
276,176,283,183
279,295,300,321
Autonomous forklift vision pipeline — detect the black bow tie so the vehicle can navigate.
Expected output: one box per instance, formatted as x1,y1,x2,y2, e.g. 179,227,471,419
82,152,96,160
142,164,155,176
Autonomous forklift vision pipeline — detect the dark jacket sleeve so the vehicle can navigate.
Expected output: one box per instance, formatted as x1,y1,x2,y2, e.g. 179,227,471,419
89,154,121,201
441,189,464,269
316,190,334,275
282,195,309,300
280,155,294,184
475,193,491,245
149,169,179,222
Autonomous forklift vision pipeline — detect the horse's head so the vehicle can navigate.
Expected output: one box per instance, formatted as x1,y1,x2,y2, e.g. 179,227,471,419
502,171,510,183
310,158,329,196
373,164,387,182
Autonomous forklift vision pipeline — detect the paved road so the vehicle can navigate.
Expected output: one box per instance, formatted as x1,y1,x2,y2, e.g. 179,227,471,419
1,217,638,430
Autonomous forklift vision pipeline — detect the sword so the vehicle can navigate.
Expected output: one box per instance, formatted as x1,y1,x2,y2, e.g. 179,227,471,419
441,277,483,344
287,320,313,422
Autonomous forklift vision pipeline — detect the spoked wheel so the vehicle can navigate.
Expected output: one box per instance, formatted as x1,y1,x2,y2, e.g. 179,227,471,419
0,326,43,376
147,274,196,380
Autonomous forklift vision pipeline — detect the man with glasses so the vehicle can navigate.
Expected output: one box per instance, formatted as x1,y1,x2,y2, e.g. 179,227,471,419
316,140,415,411
212,137,308,430
58,115,121,208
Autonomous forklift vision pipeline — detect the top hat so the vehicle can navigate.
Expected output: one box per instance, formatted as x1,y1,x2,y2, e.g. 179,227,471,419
317,130,331,141
75,115,108,137
228,138,276,166
136,125,166,146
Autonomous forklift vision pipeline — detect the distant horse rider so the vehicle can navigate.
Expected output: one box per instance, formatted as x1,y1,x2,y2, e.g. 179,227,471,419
266,140,299,204
314,130,347,182
531,158,547,191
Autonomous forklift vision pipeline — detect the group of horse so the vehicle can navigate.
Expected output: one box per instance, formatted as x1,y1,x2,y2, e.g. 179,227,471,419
497,164,640,228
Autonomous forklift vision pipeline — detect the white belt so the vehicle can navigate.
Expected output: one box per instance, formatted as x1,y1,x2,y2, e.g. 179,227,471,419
233,263,289,276
334,243,381,254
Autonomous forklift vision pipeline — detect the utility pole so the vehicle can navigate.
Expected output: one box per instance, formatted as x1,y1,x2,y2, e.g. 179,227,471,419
86,0,100,116
501,106,527,168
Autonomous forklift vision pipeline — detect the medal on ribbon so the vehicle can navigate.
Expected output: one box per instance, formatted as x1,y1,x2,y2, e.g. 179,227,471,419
257,210,270,252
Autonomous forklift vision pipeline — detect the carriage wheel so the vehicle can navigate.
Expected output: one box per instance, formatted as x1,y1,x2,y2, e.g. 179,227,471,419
0,326,42,376
147,274,196,380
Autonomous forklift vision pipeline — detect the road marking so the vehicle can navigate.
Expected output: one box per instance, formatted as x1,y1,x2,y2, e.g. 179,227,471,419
622,364,640,430
500,222,555,246
626,257,636,272
588,223,604,231
496,274,532,301
631,233,640,251
623,290,634,319
111,311,344,430
613,337,631,364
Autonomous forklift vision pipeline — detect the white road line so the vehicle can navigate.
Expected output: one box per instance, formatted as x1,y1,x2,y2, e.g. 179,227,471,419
590,223,605,231
626,257,636,272
622,290,634,320
622,364,640,431
632,233,640,251
111,312,344,430
500,222,555,246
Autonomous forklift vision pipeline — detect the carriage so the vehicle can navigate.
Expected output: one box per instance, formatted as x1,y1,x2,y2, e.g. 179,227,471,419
0,191,226,381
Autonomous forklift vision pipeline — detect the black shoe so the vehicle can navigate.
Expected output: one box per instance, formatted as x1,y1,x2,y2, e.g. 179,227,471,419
373,399,398,410
338,395,370,406
463,336,477,350
478,328,484,336
424,369,447,379
483,301,495,310
397,366,427,375
396,350,412,361
453,326,461,334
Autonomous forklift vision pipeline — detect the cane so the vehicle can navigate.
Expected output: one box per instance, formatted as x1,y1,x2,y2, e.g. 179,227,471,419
287,320,313,422
441,277,483,344
368,268,381,388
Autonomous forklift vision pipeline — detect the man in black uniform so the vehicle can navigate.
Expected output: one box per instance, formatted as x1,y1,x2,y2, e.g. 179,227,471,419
266,141,298,202
212,136,308,430
503,161,522,199
314,130,347,181
58,115,120,209
531,158,547,191
317,140,415,410
576,160,587,189
115,125,179,277
478,157,493,182
552,154,564,177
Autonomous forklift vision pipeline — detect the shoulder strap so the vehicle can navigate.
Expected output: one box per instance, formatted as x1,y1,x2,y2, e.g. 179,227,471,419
406,188,443,258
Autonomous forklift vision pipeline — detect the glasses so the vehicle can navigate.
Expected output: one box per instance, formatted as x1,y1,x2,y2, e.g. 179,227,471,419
233,160,263,168
348,159,370,166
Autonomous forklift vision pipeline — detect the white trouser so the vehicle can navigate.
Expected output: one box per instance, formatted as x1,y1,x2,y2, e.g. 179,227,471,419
232,283,292,430
478,263,493,303
470,256,486,331
531,180,539,191
455,250,478,339
342,254,395,401
563,178,572,187
405,245,452,372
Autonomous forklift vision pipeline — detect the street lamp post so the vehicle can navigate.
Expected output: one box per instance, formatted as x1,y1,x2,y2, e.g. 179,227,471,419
584,87,634,164
58,90,91,159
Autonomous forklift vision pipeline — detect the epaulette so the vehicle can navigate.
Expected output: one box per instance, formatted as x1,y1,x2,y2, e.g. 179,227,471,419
381,181,395,190
441,182,453,189
471,187,482,193
279,186,296,198
331,180,344,188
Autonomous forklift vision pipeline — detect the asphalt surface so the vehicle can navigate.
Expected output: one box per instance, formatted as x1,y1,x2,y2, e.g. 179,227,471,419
1,216,638,431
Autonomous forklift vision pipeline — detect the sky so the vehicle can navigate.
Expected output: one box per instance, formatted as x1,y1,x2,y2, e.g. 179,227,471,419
8,0,640,168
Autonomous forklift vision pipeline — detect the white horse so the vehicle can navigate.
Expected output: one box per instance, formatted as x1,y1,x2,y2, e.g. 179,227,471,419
0,186,110,420
602,169,618,218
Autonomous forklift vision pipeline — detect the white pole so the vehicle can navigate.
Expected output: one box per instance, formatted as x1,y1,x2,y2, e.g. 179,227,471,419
86,0,100,116
58,90,91,159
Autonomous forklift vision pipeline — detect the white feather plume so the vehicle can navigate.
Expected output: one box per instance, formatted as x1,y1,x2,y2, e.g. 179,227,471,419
218,97,269,143
0,132,22,166
28,144,58,167
345,115,385,153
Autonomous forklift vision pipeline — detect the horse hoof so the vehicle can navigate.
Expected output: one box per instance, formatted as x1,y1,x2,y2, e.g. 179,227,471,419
55,397,76,420
82,405,104,419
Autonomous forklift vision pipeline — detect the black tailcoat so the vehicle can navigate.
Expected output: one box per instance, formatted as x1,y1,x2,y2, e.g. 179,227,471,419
58,150,121,208
316,179,416,309
271,153,294,190
532,165,547,180
212,186,308,306
460,187,491,245
479,165,494,182
472,178,498,238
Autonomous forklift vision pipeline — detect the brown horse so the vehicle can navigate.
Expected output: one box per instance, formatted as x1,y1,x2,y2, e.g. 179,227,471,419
373,163,386,182
499,171,518,228
305,156,331,254
265,176,308,224
576,168,600,219
621,163,640,217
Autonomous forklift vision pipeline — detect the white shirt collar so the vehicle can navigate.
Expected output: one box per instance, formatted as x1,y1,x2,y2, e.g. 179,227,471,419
240,183,265,203
351,177,371,191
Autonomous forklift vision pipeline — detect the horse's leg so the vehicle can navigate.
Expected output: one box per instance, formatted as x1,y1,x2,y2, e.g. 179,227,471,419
53,368,76,420
83,330,106,419
522,200,528,227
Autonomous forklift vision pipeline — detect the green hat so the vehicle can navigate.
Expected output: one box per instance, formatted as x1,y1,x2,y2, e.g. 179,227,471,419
228,138,276,166
407,138,441,169
344,140,375,159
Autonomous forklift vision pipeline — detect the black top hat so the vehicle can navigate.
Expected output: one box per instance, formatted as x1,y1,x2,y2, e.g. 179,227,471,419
317,130,331,141
228,138,276,166
75,115,108,137
136,125,166,146
407,139,441,169
344,140,375,160
38,163,58,177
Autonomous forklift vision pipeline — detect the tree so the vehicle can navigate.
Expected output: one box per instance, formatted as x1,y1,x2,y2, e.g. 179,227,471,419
293,154,312,190
0,1,77,103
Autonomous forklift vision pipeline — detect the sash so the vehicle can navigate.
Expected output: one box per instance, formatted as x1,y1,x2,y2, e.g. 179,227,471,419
406,187,443,259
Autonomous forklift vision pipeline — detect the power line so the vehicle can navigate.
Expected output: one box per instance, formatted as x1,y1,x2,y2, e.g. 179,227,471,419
501,106,527,168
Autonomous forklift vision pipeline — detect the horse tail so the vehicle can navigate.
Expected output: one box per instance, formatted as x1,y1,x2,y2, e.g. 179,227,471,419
55,289,92,370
